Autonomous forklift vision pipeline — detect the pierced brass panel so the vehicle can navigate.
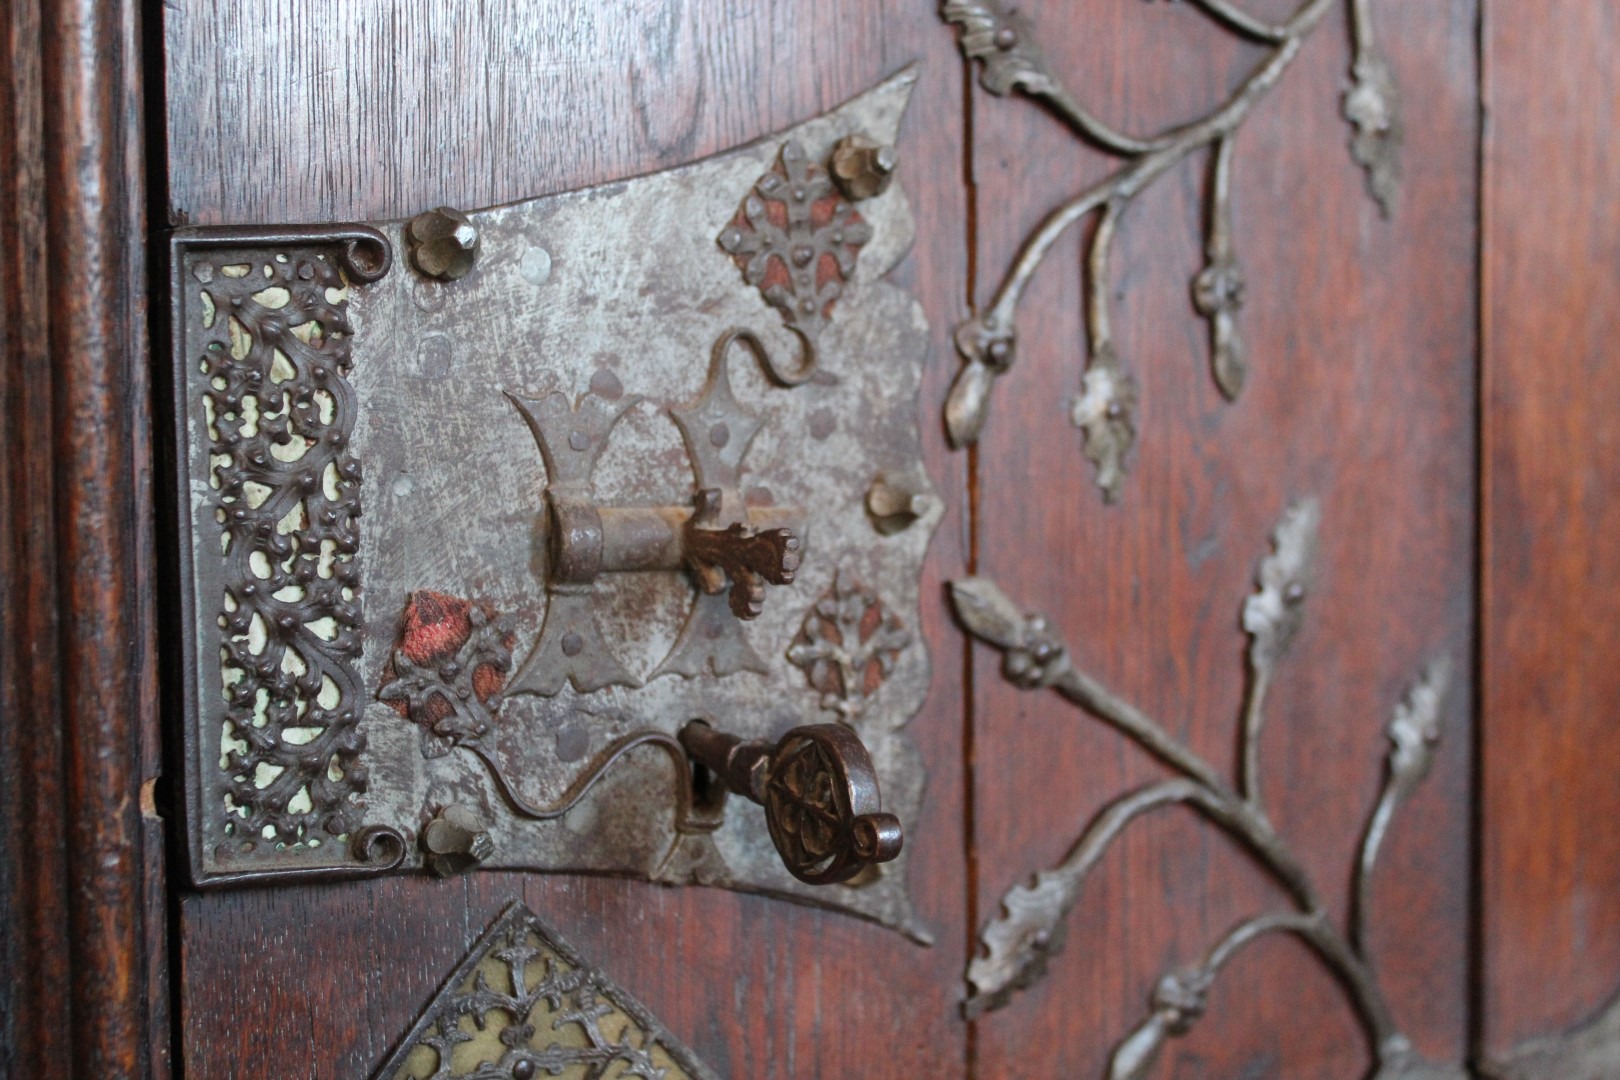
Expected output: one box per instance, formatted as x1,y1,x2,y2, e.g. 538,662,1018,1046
377,902,719,1080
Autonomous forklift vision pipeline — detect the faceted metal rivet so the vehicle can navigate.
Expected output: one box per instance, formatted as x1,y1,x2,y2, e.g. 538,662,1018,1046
407,206,480,281
420,804,494,878
830,133,898,201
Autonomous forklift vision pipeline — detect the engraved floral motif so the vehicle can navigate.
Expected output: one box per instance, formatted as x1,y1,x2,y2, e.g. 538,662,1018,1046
787,572,913,722
717,140,873,383
378,590,516,759
378,592,706,838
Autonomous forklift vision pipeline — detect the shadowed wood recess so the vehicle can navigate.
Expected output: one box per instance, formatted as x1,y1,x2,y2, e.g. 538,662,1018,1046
1480,1,1620,1073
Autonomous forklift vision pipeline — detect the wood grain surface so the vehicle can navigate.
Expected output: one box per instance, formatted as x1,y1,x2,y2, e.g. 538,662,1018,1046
0,1,72,1074
965,1,1479,1076
2,0,167,1075
1480,1,1620,1060
164,2,969,1077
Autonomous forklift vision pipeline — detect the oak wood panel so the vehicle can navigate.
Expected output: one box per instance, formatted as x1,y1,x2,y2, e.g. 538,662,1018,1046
1480,2,1620,1059
164,2,970,1077
966,2,1479,1076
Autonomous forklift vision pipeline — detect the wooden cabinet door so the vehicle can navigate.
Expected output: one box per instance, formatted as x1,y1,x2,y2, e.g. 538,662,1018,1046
9,1,1620,1078
156,1,1470,1076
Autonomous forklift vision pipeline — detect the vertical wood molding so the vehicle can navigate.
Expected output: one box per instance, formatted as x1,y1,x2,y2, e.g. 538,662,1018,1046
1480,0,1620,1063
1,0,72,1074
1,0,165,1074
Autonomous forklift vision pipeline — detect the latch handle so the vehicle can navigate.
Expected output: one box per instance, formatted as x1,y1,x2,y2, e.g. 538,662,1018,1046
682,488,802,619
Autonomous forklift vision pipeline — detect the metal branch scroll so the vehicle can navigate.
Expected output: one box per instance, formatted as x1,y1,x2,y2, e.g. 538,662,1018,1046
950,502,1464,1080
943,0,1403,501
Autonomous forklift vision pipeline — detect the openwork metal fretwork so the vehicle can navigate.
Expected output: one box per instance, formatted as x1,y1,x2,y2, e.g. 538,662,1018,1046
375,902,719,1080
171,226,405,882
942,0,1403,500
951,501,1465,1080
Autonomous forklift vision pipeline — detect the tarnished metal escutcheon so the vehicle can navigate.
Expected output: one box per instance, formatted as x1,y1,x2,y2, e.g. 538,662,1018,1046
168,68,937,940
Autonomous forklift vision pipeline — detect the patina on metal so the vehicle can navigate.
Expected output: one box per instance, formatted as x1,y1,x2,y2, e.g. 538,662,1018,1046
716,138,876,386
167,70,938,939
950,502,1463,1079
679,719,903,886
168,224,406,886
377,589,718,840
373,901,721,1080
407,206,480,281
418,804,494,878
786,571,913,723
829,133,899,201
865,472,935,535
501,328,808,697
942,0,1404,500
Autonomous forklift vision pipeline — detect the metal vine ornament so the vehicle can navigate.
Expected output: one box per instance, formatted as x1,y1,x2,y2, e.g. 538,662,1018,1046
950,502,1465,1080
943,0,1403,500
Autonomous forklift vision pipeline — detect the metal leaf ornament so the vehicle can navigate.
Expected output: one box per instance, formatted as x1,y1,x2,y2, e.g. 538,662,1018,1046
1243,498,1320,672
963,871,1072,1019
1344,52,1403,217
1386,657,1449,797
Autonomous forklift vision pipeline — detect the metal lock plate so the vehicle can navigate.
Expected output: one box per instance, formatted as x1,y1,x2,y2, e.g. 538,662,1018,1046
169,70,937,938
